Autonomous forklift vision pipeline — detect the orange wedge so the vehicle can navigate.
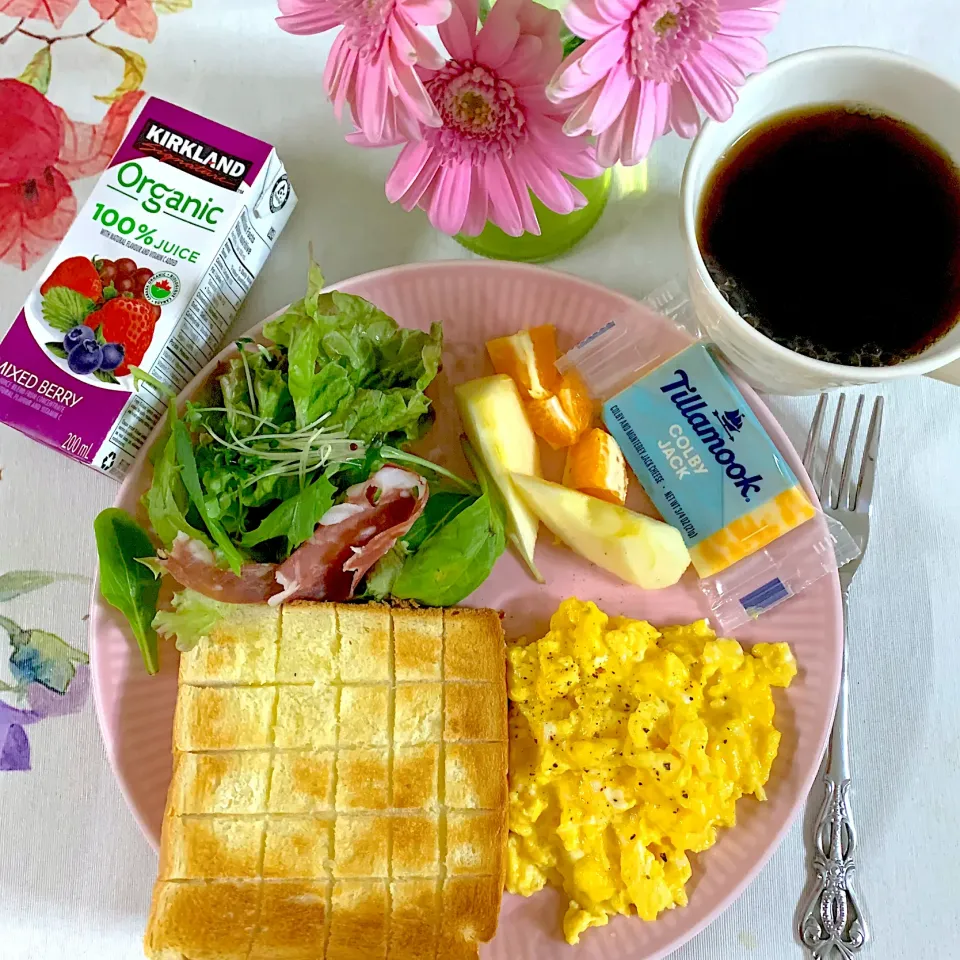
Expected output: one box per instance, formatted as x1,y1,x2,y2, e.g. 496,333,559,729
557,371,593,433
486,325,561,401
526,373,595,449
563,428,628,505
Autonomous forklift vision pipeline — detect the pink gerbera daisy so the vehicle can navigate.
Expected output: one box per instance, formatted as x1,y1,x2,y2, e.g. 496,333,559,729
276,0,453,143
549,0,783,166
354,0,601,237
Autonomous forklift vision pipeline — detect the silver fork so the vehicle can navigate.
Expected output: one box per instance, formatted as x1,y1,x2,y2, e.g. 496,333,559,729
797,393,883,960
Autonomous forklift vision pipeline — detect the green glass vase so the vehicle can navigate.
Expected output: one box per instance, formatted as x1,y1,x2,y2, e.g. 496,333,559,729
455,168,613,263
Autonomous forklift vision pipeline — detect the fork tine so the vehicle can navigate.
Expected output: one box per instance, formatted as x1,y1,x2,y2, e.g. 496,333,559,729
802,394,827,473
819,394,845,506
838,394,865,510
854,396,883,511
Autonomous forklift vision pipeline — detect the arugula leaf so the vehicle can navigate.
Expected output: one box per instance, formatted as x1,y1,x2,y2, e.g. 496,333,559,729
172,416,245,575
403,490,474,552
241,475,335,553
41,287,94,332
392,494,505,606
153,588,235,652
94,508,162,675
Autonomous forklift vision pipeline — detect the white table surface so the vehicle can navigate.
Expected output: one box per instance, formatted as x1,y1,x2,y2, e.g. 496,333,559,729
2,1,959,958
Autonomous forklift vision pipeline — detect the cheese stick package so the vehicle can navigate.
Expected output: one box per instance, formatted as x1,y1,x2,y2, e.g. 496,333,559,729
558,283,858,631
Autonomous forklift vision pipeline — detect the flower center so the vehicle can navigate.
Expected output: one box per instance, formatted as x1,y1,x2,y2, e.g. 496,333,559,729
425,61,526,162
628,0,719,84
335,0,396,57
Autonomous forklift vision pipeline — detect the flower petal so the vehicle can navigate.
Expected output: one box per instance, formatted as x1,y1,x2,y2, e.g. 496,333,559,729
391,54,442,127
563,0,627,38
679,59,737,121
596,107,627,167
668,75,701,137
547,41,599,102
483,154,524,236
386,140,435,202
460,180,489,237
589,59,634,134
505,163,541,235
477,0,523,69
563,83,605,137
596,0,638,20
502,35,545,86
276,7,341,34
709,32,768,73
699,40,747,86
514,148,577,215
717,6,782,36
617,83,642,165
653,79,670,137
399,151,444,211
429,162,472,234
577,23,630,78
439,0,478,58
629,78,659,163
357,51,390,142
401,0,453,26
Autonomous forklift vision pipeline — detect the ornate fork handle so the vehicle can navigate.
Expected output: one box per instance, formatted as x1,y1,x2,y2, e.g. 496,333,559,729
799,773,869,959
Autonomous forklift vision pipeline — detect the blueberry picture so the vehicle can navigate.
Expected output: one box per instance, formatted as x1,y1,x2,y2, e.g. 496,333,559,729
63,325,94,353
100,343,125,372
67,339,103,375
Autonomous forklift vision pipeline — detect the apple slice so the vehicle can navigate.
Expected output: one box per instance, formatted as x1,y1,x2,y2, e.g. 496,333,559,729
455,375,543,580
511,473,690,589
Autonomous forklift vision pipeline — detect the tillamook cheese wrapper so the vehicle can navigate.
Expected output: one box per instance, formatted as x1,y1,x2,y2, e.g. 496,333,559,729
559,290,858,630
603,341,816,577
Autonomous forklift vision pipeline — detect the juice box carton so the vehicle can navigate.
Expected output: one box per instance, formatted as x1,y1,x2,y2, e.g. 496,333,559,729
0,97,296,479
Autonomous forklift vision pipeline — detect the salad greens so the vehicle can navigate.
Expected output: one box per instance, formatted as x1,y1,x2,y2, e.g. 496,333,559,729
94,508,162,674
154,589,237,653
95,258,508,672
392,492,505,606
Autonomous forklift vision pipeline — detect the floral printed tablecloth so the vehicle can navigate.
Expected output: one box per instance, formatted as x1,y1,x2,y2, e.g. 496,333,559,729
2,1,960,958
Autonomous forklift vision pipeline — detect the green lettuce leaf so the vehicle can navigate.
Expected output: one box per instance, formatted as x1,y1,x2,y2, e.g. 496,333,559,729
362,543,408,600
142,428,210,549
153,589,236,652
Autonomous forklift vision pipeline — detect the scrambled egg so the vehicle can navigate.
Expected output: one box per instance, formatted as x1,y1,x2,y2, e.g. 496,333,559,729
506,598,796,944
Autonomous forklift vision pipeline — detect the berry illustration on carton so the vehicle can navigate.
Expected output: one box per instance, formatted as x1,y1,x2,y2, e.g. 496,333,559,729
0,96,296,479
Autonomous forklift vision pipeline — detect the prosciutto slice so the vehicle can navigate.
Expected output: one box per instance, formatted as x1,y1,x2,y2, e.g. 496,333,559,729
157,534,278,603
271,466,428,604
157,466,428,605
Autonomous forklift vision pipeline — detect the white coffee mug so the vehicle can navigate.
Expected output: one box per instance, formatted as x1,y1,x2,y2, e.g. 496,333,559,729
680,46,960,395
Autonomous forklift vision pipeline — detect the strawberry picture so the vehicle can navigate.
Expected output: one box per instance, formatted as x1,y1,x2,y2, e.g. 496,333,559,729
96,297,159,376
40,256,102,302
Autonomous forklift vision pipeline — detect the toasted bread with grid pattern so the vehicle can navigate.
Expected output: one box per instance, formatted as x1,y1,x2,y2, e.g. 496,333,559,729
145,602,506,960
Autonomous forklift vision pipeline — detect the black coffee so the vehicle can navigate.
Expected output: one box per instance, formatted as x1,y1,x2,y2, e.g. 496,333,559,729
698,104,960,367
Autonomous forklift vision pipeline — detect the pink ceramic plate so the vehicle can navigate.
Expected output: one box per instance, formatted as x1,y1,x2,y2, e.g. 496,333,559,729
90,261,842,960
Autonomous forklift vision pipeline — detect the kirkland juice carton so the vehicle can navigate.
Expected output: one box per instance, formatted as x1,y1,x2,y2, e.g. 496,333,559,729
0,97,296,479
